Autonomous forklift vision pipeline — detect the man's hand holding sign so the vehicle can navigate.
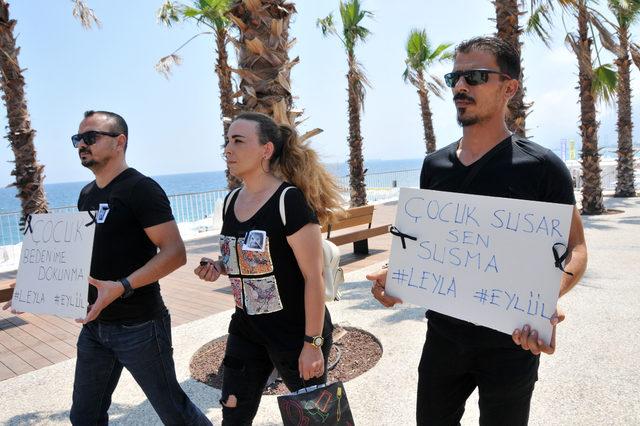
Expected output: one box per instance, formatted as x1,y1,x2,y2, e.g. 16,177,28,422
369,188,586,355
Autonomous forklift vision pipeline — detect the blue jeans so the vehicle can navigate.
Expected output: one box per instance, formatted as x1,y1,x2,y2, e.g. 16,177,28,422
70,311,211,426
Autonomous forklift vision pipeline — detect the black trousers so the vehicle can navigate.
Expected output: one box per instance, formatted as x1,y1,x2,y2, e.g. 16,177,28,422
220,331,332,426
416,326,539,426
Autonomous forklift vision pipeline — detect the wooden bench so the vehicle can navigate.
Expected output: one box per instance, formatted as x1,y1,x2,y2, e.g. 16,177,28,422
321,205,390,255
0,279,15,303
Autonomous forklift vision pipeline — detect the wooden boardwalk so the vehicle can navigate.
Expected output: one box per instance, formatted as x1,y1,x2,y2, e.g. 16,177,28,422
0,201,397,381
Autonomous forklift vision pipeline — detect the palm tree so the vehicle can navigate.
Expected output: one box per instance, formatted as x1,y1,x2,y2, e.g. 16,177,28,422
402,29,451,154
0,0,99,226
318,0,372,207
494,0,529,136
156,0,241,189
597,0,640,197
565,0,612,214
227,0,299,127
494,1,577,137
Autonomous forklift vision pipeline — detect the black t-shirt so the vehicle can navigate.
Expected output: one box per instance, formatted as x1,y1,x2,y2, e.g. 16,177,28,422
420,136,575,347
220,182,333,350
77,168,174,323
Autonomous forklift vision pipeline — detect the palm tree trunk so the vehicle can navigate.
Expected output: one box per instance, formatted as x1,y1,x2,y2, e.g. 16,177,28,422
347,53,367,207
494,0,527,137
417,70,436,154
577,1,604,214
228,0,298,127
215,27,241,190
0,1,48,225
614,26,635,197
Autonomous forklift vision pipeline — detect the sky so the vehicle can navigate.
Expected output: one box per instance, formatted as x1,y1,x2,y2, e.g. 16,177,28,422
1,0,638,186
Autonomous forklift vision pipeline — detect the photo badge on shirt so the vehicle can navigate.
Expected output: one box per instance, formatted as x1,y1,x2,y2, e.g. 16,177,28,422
96,203,110,223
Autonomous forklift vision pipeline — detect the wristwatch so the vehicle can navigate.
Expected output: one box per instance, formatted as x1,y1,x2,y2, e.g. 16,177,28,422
304,334,324,348
119,277,134,299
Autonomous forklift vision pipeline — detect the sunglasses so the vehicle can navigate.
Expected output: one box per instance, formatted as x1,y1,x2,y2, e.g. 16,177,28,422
444,69,511,88
71,130,121,148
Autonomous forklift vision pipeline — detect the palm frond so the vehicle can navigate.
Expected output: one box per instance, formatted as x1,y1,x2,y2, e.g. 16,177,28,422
591,63,618,106
155,54,183,79
405,29,428,72
339,0,373,52
565,32,580,56
608,0,640,28
157,1,182,26
630,42,640,69
429,43,453,62
589,11,621,55
71,0,101,29
317,14,338,38
526,4,554,47
429,74,446,98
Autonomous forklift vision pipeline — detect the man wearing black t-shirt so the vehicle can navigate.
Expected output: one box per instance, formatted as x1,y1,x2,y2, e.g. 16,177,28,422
368,37,587,425
68,111,211,425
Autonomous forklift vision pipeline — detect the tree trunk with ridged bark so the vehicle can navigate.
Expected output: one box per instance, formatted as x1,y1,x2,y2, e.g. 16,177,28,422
215,26,241,189
614,26,635,197
494,0,527,137
228,0,298,127
0,1,48,225
347,53,367,207
577,1,604,214
416,70,436,154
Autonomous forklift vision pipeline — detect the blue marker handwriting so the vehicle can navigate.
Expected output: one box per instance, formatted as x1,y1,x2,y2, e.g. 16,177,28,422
417,240,499,273
490,210,563,238
473,288,554,319
404,197,480,227
391,267,457,298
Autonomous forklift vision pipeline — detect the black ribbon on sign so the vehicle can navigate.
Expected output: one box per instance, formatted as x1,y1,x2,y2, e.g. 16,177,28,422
22,214,33,235
85,211,97,227
390,226,417,249
552,242,574,276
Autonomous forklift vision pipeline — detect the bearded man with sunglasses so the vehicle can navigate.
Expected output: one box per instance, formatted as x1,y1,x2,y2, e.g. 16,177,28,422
368,37,587,425
68,110,211,425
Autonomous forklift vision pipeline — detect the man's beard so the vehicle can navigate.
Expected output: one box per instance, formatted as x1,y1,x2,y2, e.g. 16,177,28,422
79,148,97,168
81,158,97,168
457,108,480,127
453,93,480,127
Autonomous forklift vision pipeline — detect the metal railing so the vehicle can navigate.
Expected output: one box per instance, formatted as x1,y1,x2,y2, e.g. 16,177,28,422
2,166,636,249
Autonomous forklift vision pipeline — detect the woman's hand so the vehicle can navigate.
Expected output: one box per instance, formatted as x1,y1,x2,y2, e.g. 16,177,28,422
193,257,223,282
298,343,325,380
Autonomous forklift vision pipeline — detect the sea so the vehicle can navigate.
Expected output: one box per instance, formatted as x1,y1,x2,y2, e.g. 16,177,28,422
0,158,423,213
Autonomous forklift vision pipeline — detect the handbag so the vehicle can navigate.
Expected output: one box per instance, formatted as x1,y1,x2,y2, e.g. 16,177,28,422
279,187,344,302
277,381,355,426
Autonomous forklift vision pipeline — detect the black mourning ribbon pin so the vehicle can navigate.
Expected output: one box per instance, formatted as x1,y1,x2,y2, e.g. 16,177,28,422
390,226,417,249
22,214,33,235
552,242,574,276
85,211,97,227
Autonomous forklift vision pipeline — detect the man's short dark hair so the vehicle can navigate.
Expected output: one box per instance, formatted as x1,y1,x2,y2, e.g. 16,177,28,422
455,36,521,80
84,110,128,151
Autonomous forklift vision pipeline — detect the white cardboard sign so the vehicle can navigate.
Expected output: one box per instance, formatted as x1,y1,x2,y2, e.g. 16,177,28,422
387,188,573,343
13,212,95,319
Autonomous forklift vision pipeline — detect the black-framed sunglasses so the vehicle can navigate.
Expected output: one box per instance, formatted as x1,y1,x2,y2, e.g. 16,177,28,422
71,130,121,148
444,69,511,88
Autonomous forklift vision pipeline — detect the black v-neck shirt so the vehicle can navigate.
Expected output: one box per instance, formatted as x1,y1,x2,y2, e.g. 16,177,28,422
219,182,332,350
420,136,575,346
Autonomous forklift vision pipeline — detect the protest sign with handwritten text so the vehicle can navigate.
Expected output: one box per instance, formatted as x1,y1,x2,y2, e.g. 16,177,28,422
13,212,95,318
387,188,573,343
